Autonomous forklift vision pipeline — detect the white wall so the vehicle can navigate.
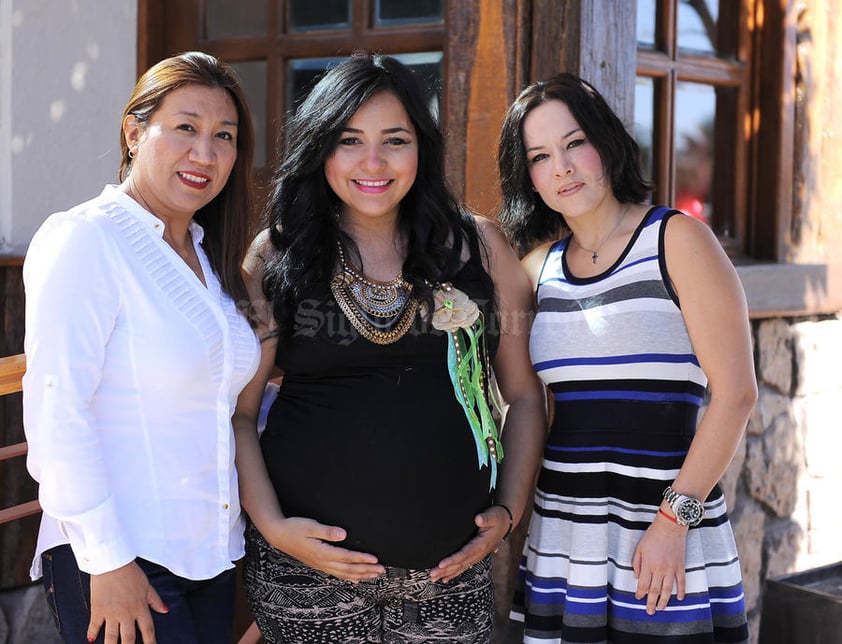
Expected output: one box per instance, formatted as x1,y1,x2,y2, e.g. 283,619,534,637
0,0,136,254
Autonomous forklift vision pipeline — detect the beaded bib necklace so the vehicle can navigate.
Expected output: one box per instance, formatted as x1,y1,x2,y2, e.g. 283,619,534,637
330,242,419,344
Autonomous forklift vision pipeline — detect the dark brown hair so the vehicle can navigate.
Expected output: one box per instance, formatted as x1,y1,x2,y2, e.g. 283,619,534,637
119,51,255,304
497,73,652,255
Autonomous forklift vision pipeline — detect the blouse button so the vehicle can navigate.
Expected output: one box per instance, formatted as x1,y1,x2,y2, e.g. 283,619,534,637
222,503,229,510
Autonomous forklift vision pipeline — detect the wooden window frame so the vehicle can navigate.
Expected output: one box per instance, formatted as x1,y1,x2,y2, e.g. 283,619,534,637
636,1,749,257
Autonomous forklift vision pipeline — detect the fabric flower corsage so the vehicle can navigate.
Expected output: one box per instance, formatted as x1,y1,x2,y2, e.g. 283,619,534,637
432,283,503,489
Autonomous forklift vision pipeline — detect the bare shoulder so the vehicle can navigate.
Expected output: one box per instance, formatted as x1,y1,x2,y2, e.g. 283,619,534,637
663,210,740,300
521,240,555,289
473,214,508,250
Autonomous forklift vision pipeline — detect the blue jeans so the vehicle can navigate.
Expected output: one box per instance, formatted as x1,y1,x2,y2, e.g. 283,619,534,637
41,545,235,644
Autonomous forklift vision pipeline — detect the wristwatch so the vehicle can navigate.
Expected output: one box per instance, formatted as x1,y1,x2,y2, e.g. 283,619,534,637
662,486,705,527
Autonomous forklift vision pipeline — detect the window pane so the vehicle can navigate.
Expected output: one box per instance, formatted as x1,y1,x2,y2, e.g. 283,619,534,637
288,0,350,31
674,82,715,225
375,0,443,25
634,77,655,192
288,52,442,121
636,0,657,49
677,0,718,55
205,0,268,39
229,61,267,168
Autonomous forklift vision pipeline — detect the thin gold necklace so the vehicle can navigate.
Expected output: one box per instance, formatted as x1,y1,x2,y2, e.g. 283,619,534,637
571,203,632,264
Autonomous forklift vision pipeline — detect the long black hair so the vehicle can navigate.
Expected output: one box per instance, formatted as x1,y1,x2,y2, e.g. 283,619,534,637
263,52,494,335
497,73,652,255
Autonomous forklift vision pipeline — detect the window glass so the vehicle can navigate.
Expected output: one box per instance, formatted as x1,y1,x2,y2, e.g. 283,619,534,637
288,52,442,120
288,0,350,31
636,0,657,49
634,76,655,191
228,61,268,168
677,0,719,55
375,0,443,25
674,81,715,224
205,0,268,39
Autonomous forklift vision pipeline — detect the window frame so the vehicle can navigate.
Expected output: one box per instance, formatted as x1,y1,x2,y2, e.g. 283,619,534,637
636,1,750,257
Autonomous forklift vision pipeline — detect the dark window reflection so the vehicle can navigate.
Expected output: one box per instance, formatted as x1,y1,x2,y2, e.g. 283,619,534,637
205,0,268,39
288,0,350,31
229,61,267,168
375,0,443,24
288,52,442,121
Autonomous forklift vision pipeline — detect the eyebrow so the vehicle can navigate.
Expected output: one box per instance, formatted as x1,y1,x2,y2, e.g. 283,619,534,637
525,127,583,153
341,126,413,135
177,110,238,127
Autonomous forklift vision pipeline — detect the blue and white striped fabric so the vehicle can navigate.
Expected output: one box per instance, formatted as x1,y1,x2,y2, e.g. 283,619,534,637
515,206,748,643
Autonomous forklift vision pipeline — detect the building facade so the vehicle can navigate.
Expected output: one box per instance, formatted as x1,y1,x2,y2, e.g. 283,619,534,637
2,1,841,641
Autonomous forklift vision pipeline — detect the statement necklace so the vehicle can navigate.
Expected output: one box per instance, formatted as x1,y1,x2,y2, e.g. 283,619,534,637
330,242,419,344
572,203,632,264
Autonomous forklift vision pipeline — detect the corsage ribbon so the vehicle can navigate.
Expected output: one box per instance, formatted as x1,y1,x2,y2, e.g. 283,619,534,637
432,283,503,489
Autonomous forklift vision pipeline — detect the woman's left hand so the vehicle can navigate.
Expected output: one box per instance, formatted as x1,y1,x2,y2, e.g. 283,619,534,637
632,512,689,615
429,505,511,583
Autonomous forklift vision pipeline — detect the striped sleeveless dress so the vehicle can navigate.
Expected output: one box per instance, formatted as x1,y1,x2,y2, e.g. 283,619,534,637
517,207,749,643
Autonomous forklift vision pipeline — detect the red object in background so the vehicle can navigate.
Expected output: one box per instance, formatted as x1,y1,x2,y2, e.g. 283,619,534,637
675,195,707,223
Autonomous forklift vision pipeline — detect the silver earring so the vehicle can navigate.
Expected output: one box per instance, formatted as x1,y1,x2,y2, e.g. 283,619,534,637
128,148,136,159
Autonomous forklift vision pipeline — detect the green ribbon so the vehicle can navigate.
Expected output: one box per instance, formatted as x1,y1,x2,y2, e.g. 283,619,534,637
445,312,504,489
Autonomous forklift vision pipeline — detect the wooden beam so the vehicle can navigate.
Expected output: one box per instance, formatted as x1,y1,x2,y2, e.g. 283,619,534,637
444,0,530,217
0,354,24,396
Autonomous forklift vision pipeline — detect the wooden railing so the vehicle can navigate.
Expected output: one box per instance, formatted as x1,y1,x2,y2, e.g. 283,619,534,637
0,353,41,524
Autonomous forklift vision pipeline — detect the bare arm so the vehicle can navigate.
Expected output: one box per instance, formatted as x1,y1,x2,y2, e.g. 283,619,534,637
633,214,757,613
432,218,547,582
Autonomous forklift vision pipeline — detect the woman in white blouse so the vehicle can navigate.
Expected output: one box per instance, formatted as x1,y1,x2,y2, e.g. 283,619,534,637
22,52,260,644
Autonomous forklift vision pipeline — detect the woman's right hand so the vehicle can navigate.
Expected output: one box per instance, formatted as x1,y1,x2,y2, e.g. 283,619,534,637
88,560,168,644
262,517,385,583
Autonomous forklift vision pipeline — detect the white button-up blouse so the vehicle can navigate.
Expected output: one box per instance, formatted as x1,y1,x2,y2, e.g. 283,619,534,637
22,186,260,581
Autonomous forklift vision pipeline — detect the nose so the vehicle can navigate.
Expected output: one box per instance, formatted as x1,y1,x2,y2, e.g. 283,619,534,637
189,135,216,165
361,144,386,171
552,151,572,177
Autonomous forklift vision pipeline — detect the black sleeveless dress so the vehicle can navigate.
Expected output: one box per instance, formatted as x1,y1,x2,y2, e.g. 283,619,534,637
260,260,498,569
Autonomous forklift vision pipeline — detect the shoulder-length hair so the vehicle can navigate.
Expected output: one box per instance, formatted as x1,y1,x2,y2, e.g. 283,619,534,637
119,51,255,304
497,73,652,255
264,51,493,335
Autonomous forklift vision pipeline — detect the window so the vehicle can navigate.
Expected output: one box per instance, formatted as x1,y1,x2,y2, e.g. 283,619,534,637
635,0,749,256
196,0,444,176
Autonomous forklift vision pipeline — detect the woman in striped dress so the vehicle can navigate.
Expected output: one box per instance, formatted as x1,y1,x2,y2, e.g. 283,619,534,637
496,73,757,643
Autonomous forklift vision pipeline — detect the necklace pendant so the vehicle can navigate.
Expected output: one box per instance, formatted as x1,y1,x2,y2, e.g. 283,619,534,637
592,252,598,264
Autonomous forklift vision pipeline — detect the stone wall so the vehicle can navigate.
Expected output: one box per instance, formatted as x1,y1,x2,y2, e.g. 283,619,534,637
725,314,842,642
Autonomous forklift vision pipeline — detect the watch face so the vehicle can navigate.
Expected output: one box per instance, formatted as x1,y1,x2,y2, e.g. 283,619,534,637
676,498,705,526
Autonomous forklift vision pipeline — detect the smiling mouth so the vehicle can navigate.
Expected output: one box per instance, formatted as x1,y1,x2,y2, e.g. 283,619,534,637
353,179,391,187
179,171,209,185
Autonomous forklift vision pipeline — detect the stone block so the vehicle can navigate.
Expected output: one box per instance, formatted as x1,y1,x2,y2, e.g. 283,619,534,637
794,393,842,477
764,519,806,579
756,319,793,395
732,501,765,613
754,388,792,435
806,480,842,560
793,317,842,396
745,414,804,518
